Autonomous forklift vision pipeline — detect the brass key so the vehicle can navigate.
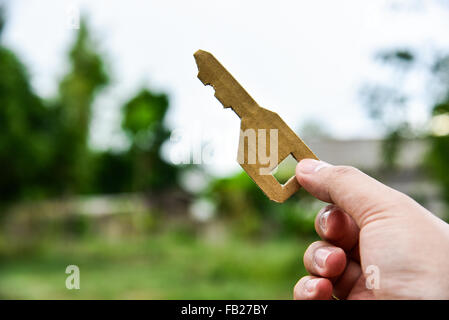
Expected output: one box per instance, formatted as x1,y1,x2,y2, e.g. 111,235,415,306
194,50,318,203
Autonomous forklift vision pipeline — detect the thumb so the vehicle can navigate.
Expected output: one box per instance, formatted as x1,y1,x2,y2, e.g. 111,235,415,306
296,159,409,228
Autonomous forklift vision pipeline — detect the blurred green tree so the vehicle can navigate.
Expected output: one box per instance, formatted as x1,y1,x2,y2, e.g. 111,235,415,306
50,19,109,194
360,50,414,169
426,55,449,212
121,89,177,190
0,6,55,201
94,89,178,193
0,5,4,37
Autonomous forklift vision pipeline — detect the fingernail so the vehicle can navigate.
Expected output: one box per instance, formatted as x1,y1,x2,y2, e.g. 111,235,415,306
297,159,331,174
305,278,319,293
319,208,331,232
314,248,332,268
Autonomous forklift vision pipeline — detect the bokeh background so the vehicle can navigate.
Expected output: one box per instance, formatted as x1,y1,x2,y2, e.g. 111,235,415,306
1,0,449,299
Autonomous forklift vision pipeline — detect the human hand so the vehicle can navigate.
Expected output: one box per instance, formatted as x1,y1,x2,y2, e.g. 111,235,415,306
293,159,449,300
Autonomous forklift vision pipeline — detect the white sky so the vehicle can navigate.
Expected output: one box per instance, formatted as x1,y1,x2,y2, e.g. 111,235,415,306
3,0,449,176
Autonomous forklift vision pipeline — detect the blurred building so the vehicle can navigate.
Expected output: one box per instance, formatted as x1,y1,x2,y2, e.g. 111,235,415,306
308,138,444,217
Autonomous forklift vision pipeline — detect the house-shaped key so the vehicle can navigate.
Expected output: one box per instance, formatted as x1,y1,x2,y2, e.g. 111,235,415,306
194,50,318,203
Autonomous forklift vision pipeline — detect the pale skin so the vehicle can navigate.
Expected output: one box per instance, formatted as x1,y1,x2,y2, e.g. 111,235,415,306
293,159,449,300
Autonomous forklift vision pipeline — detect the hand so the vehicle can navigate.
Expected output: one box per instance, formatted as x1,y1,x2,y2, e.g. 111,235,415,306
293,159,449,300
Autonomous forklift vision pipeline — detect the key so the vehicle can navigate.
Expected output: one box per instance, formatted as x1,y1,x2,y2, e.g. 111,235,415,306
194,50,318,203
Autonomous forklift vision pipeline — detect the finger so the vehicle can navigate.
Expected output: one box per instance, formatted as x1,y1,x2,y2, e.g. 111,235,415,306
315,204,359,252
332,259,362,300
303,241,346,278
348,243,360,263
293,276,333,300
296,159,411,228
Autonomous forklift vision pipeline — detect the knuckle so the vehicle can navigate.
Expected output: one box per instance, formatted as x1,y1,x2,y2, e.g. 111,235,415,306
331,165,359,180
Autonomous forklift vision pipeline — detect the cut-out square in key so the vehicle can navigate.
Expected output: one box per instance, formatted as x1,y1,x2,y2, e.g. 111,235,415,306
272,154,298,186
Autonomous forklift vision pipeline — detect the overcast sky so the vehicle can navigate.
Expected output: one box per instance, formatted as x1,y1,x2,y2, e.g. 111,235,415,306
3,0,449,175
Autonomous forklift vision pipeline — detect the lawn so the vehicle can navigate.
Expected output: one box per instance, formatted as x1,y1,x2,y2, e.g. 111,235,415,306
0,232,314,299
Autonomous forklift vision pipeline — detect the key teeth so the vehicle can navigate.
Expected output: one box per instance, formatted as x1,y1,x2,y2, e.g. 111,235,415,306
194,50,231,109
197,72,210,87
202,80,233,110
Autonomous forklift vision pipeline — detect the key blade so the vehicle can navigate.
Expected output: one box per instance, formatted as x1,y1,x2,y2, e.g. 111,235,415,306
194,50,259,117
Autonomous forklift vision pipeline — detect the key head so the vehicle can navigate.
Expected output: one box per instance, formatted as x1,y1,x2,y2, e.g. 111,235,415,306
238,108,317,202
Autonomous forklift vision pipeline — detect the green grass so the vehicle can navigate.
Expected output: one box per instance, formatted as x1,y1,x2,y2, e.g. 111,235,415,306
0,232,313,299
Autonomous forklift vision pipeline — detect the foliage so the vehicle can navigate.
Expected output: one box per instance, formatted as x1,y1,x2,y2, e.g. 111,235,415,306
121,89,178,190
426,134,449,206
92,89,178,193
52,19,109,194
426,90,449,210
